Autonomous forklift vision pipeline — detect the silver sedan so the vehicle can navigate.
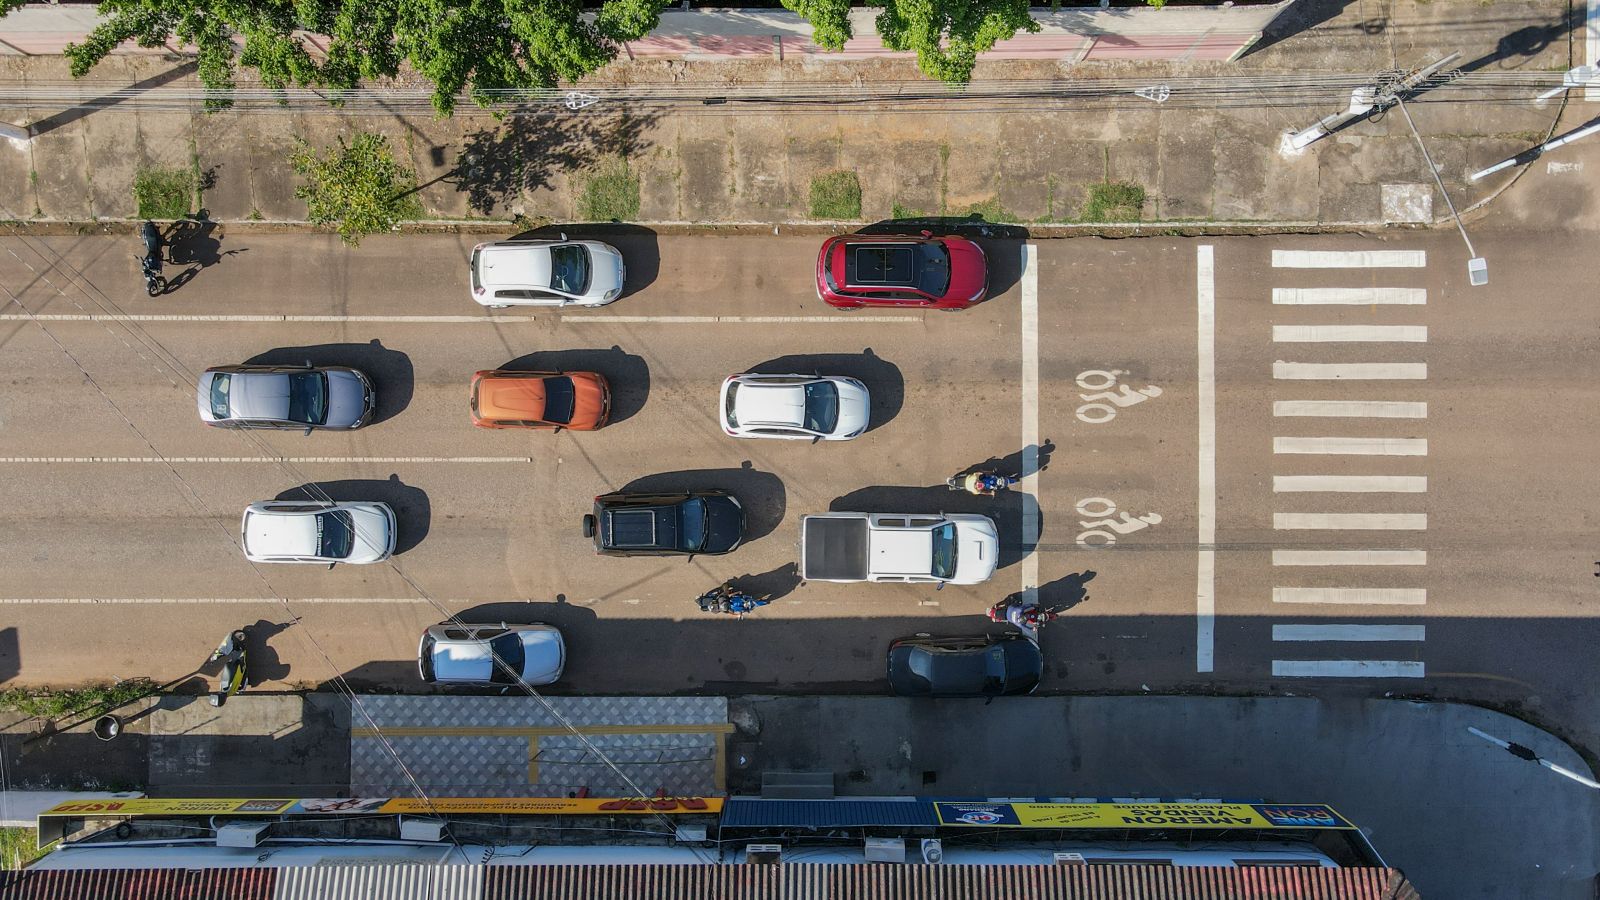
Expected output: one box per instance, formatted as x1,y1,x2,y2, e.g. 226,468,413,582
198,364,374,432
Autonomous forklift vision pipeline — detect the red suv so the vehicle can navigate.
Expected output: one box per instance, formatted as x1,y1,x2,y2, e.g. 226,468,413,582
816,233,988,310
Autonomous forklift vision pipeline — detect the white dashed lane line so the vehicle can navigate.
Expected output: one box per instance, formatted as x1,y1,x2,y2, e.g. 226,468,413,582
1195,244,1217,674
0,313,917,325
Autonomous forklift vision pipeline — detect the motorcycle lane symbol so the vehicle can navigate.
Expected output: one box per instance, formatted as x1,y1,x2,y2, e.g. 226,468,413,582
1075,369,1163,424
1075,497,1163,548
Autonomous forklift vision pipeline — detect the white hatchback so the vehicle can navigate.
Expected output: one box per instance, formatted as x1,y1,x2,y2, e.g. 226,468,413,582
719,374,870,441
417,622,565,686
469,237,626,308
240,500,396,565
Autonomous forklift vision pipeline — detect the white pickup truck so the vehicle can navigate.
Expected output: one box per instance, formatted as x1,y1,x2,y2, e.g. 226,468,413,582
799,512,1000,585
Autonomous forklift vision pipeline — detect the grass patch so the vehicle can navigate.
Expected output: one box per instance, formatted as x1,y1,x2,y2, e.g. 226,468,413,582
962,196,1015,223
1082,181,1146,223
809,170,861,220
0,828,50,870
0,678,156,721
578,156,640,222
891,202,926,220
132,166,195,220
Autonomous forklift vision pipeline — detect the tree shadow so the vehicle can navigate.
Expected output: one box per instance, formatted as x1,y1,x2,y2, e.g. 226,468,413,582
498,345,650,425
726,563,802,602
450,111,661,217
1241,0,1361,57
855,217,1027,297
509,223,660,297
275,475,430,555
245,340,413,424
621,462,786,544
744,349,903,433
827,483,1041,570
953,440,1057,480
1457,6,1585,74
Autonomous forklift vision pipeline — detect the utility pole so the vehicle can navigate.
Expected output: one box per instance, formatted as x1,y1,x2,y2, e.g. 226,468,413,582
1468,727,1600,790
1280,53,1461,156
1470,117,1600,182
0,121,28,143
1395,96,1487,286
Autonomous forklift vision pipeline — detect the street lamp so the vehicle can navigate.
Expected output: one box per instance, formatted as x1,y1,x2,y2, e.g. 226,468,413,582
1396,97,1487,286
1467,726,1600,790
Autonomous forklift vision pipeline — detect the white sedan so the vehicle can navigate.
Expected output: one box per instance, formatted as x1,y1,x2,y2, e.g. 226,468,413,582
241,500,396,565
417,622,566,686
719,373,870,441
469,237,626,308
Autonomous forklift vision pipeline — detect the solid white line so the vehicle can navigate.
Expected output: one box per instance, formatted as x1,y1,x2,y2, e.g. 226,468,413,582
0,597,436,605
1273,475,1427,493
0,313,915,325
1273,325,1427,343
0,456,533,464
1196,245,1216,674
1590,0,1599,101
1273,624,1426,642
1273,549,1427,566
1272,288,1426,305
1274,401,1427,418
1274,513,1427,530
1272,660,1425,678
1274,587,1427,605
1271,250,1427,268
1274,362,1427,380
1274,437,1427,456
1020,244,1040,609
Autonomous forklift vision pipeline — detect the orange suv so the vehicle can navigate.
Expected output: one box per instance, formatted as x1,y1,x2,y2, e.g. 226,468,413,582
470,370,611,430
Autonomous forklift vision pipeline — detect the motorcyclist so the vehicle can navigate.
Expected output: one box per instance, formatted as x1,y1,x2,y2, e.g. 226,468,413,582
963,472,1015,496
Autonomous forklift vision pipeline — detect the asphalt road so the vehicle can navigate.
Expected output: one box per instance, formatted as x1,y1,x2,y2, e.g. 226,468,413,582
1,225,1597,759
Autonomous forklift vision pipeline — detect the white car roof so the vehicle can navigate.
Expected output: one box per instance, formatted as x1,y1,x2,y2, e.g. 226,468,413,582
245,510,320,557
870,530,934,576
734,382,807,428
479,244,553,289
431,628,563,683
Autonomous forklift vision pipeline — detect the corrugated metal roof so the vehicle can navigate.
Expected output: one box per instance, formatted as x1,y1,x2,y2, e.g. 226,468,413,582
0,867,275,900
721,798,939,828
275,863,483,900
485,864,1421,899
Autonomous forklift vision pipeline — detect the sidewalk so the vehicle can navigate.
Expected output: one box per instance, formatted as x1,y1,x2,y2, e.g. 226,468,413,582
3,693,1596,897
0,0,1583,230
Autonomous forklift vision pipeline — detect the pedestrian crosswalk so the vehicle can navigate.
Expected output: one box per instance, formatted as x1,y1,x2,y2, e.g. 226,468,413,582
1267,248,1430,679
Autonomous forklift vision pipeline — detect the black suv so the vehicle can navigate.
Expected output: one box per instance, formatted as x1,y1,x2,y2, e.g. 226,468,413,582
583,491,745,557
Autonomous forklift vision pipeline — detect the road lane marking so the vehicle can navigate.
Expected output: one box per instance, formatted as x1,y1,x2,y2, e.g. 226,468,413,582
1274,513,1427,530
1274,400,1427,418
0,597,437,604
1273,587,1427,605
1272,250,1427,268
1273,549,1427,566
1196,245,1216,674
1020,244,1040,609
1273,362,1427,380
1273,475,1427,493
1273,624,1426,641
1272,288,1426,305
1272,325,1427,343
0,456,534,464
0,313,915,325
1274,437,1427,455
1272,660,1425,678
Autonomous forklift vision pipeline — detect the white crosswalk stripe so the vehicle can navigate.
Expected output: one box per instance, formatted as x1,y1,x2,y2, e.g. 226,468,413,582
1273,361,1427,380
1273,325,1427,342
1273,287,1426,305
1274,437,1427,455
1273,400,1427,418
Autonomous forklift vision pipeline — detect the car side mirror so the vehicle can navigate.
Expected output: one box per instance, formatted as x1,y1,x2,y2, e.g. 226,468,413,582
559,232,568,241
920,229,933,238
553,426,564,433
327,563,336,570
936,583,945,591
304,359,314,368
811,436,821,444
303,426,313,436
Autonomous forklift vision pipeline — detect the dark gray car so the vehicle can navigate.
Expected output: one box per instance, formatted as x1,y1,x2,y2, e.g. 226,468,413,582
197,364,375,432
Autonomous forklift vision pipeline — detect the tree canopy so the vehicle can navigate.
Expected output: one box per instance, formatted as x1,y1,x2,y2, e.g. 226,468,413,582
54,0,670,116
287,132,424,245
783,0,1041,84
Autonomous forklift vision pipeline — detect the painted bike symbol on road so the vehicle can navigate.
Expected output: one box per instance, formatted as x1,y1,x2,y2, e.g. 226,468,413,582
1076,497,1163,548
1075,370,1162,424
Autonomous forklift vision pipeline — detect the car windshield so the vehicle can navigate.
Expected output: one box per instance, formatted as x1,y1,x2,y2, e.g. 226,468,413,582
723,383,740,428
542,376,575,425
209,373,232,418
930,523,958,580
679,498,708,552
486,633,528,685
802,382,839,433
915,242,951,296
286,372,329,425
315,510,355,559
548,245,591,294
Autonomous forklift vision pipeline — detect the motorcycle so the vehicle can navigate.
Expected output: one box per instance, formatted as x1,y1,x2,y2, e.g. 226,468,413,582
209,628,249,707
139,221,166,297
946,471,1018,496
695,585,772,618
986,600,1057,631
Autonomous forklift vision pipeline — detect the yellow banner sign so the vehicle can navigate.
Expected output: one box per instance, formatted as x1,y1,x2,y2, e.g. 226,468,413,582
934,802,1352,829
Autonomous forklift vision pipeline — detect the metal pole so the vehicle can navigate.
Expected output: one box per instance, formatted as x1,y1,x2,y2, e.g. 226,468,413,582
1279,53,1461,156
1469,118,1600,182
1396,95,1487,285
1468,727,1600,790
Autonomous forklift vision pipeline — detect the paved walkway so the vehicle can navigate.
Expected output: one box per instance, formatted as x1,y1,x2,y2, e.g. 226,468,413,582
0,0,1584,229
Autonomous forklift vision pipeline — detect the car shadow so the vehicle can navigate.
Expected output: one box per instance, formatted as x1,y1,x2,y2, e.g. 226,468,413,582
744,349,904,433
245,340,414,425
621,462,786,544
510,223,659,297
497,345,650,425
827,482,1040,570
274,475,430,555
726,562,802,602
854,217,1028,299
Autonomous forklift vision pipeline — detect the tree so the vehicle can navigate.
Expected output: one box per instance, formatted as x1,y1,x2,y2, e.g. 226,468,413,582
287,132,424,246
781,0,1042,85
55,0,669,116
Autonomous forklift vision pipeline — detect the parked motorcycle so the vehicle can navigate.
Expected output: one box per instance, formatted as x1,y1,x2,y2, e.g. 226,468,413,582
139,221,166,297
946,471,1018,496
695,585,772,617
209,628,249,707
